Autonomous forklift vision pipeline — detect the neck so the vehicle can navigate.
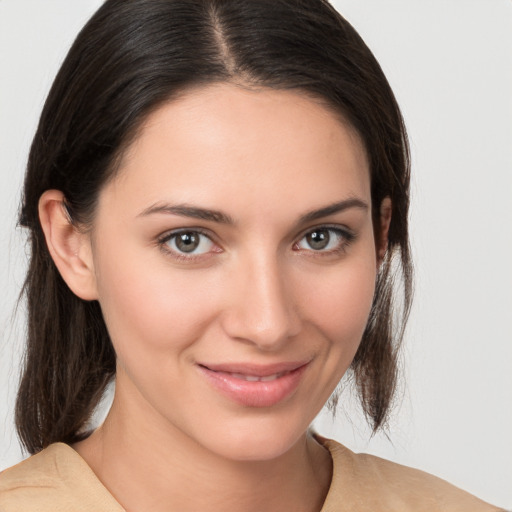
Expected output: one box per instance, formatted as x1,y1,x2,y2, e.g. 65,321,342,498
74,387,332,512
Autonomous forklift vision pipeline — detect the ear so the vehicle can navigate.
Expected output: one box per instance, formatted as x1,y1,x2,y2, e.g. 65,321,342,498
376,197,392,267
38,190,98,300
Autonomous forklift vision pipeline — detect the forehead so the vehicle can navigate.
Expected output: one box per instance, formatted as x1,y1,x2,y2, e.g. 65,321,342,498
100,84,370,221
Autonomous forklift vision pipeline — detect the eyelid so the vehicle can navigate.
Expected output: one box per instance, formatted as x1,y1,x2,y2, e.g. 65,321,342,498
294,224,356,254
156,223,356,263
157,227,221,261
158,225,214,238
296,223,354,240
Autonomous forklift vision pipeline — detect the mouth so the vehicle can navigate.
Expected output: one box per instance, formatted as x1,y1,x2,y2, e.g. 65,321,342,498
197,361,310,408
218,371,289,382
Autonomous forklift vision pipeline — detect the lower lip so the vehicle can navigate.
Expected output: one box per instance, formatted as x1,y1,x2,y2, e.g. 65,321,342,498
198,364,309,408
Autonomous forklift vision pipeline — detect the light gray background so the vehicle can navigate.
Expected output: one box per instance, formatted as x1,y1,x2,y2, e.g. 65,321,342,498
1,1,511,508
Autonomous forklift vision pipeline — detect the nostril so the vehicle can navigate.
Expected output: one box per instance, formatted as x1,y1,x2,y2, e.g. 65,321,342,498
219,260,301,348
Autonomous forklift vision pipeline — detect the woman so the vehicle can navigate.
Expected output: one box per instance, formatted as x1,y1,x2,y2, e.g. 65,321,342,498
0,0,505,510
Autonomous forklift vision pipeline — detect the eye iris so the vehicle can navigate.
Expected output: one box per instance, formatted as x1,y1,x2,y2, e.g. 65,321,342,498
175,232,200,253
307,229,330,250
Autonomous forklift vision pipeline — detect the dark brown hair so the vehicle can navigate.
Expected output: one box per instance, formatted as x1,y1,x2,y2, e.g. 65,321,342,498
17,0,412,454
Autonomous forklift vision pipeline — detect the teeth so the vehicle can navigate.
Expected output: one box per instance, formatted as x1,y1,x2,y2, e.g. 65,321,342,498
260,374,280,382
229,372,284,382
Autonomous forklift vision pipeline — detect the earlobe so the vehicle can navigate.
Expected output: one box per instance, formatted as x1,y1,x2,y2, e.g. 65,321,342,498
377,197,392,267
38,190,98,301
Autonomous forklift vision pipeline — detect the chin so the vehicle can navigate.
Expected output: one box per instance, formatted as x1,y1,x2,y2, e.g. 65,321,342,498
193,412,311,463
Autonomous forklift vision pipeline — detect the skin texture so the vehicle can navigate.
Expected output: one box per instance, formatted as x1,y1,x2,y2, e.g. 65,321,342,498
39,84,390,512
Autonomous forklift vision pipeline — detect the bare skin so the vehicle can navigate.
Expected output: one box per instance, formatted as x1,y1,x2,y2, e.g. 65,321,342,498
76,406,332,512
40,84,390,511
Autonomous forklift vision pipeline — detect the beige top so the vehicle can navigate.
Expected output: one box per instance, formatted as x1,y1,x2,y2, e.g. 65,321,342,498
0,437,504,511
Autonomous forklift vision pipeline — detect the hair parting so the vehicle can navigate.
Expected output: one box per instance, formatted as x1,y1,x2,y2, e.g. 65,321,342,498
16,0,412,453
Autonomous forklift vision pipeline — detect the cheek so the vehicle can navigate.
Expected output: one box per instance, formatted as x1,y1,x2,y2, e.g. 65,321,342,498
93,245,219,366
94,230,376,376
298,258,376,349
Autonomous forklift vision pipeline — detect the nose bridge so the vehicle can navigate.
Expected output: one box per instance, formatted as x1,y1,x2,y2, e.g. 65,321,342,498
223,249,301,349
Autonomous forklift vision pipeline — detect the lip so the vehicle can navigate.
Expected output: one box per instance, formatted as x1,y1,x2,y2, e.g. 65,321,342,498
197,361,310,408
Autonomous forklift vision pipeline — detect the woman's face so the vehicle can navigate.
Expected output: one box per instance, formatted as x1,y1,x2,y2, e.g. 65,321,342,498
88,84,379,461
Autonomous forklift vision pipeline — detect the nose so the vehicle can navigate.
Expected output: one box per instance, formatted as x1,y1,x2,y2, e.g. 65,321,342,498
220,254,302,351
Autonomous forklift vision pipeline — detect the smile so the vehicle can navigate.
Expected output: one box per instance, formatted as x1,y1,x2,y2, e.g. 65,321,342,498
221,371,289,382
197,362,310,408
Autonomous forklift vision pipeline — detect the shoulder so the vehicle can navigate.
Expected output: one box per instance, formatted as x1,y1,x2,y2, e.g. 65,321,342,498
0,443,123,512
318,437,505,512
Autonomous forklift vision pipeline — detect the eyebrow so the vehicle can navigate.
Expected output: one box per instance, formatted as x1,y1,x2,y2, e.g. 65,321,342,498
297,198,368,224
138,203,235,224
138,198,368,226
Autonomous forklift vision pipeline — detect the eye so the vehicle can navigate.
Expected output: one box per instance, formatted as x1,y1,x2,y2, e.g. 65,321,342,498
160,230,217,258
295,227,354,254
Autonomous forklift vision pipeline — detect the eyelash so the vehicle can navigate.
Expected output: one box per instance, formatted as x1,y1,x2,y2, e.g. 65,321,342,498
157,225,356,263
293,225,356,257
157,228,219,263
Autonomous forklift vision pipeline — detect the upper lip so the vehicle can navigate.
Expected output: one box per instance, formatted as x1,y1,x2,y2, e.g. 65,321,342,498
198,360,310,377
